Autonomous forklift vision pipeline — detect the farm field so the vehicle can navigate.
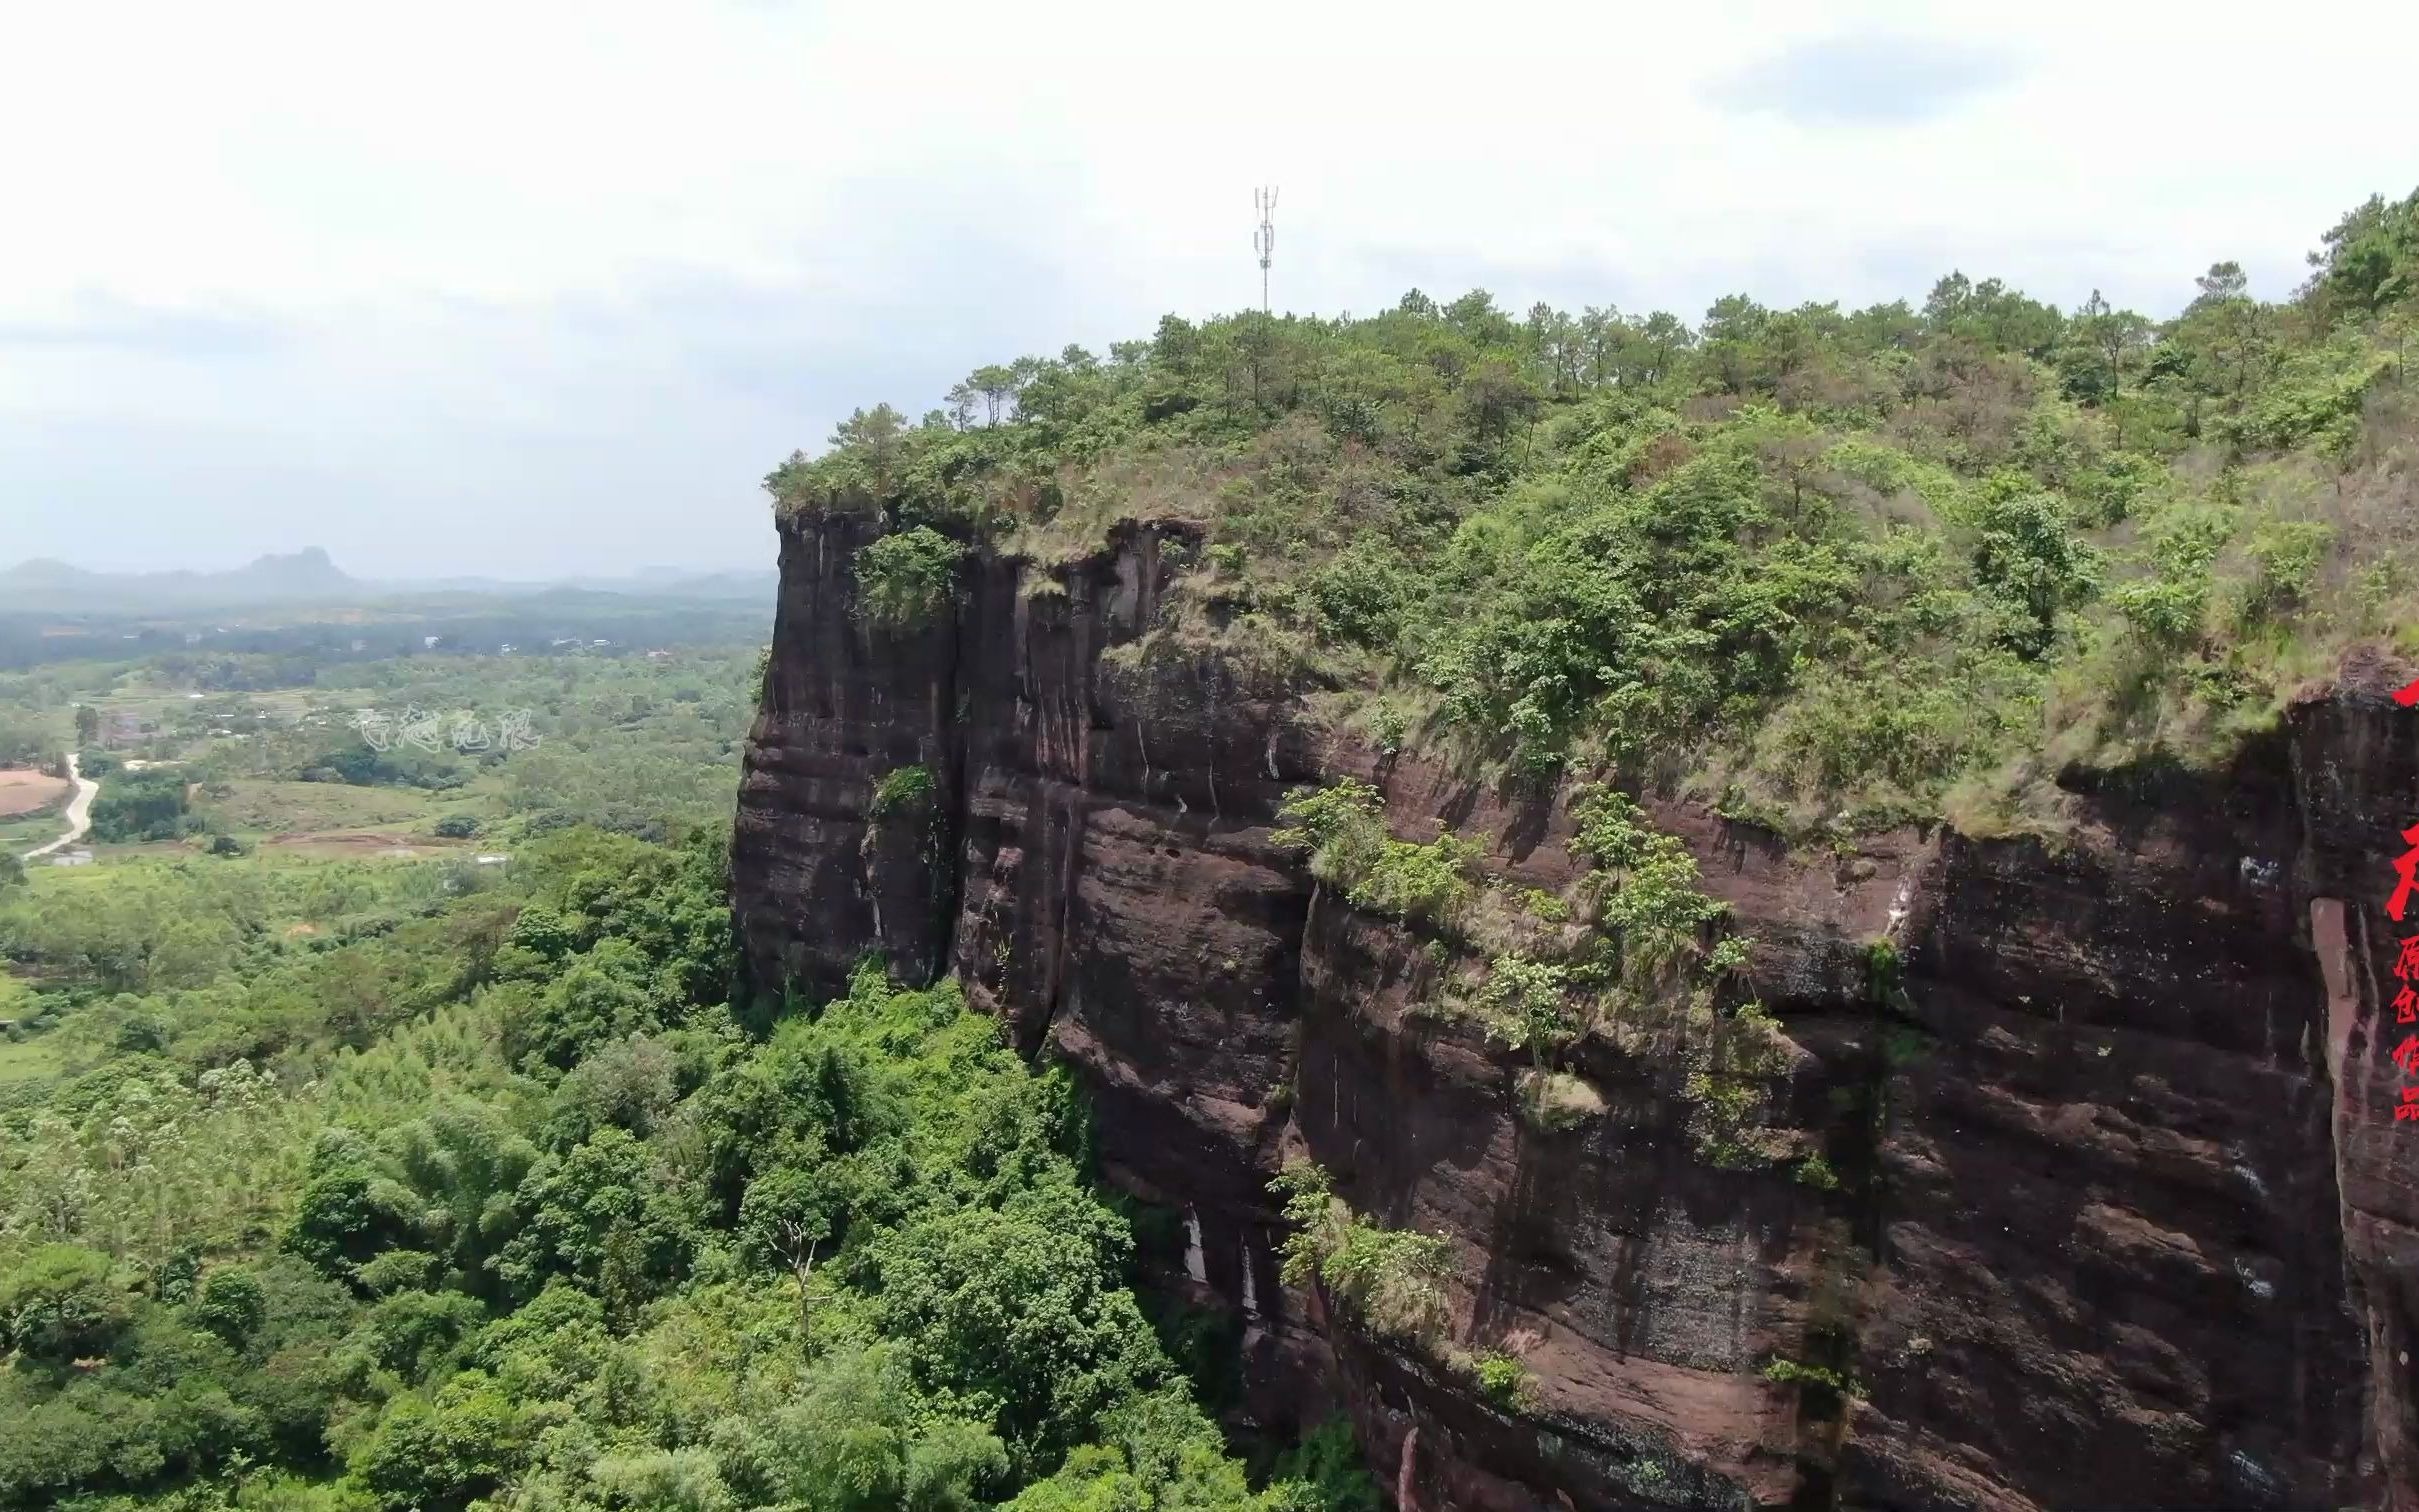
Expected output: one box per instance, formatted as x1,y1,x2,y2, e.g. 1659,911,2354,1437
0,626,763,1146
0,768,66,817
0,815,60,853
196,777,466,838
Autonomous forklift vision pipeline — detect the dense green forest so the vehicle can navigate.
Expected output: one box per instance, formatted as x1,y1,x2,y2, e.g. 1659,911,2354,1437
0,619,1375,1507
778,187,2419,837
0,831,1374,1510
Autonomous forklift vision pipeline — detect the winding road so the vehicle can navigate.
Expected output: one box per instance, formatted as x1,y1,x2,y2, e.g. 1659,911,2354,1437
19,754,98,861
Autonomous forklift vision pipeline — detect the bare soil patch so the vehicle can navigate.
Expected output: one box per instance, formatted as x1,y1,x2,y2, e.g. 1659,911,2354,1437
0,769,69,818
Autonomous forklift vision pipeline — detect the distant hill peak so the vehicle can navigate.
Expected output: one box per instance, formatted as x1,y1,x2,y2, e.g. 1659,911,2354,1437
236,546,352,583
0,549,773,613
2,557,96,581
0,548,355,610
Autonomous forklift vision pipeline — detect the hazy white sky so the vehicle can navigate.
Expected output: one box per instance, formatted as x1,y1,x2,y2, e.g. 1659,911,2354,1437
3,0,2414,578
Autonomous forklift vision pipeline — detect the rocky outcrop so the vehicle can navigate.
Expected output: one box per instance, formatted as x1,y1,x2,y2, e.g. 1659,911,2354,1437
733,513,2419,1510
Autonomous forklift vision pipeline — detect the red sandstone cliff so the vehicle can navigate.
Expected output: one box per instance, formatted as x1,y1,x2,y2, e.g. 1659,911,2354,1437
732,512,2419,1510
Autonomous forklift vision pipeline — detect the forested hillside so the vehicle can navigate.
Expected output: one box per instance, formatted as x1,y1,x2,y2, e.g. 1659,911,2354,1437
0,626,1373,1507
0,831,1374,1509
775,187,2419,838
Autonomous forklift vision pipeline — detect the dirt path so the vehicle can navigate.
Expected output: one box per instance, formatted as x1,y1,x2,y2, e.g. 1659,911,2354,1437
20,754,98,860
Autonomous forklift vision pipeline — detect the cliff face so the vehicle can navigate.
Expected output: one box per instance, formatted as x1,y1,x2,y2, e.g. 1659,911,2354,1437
733,513,2419,1511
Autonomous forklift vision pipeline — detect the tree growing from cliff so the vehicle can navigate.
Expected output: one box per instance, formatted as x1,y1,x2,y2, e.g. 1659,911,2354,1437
1274,780,1480,926
1475,953,1576,1067
855,526,966,630
1569,785,1730,988
1272,1160,1451,1343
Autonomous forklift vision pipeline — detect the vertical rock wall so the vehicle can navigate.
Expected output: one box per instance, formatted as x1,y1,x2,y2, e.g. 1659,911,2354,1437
732,512,2418,1509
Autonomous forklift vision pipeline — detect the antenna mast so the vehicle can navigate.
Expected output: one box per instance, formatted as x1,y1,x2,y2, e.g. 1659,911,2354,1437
1253,186,1278,314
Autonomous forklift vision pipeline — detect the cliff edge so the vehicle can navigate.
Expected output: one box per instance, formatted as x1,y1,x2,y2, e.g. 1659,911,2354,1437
733,512,2419,1510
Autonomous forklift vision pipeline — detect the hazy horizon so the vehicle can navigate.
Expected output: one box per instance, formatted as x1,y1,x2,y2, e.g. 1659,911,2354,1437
7,0,2417,578
0,546,775,583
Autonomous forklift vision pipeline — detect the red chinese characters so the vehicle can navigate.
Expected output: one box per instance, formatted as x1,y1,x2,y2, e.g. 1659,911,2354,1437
2392,827,2419,923
2396,943,2419,1119
2385,939,2419,1119
2389,675,2419,1122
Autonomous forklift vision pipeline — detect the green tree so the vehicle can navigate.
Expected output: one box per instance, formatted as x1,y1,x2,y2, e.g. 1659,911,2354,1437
834,404,910,494
504,942,663,1070
2306,187,2419,316
2059,289,2154,412
1971,482,2100,656
0,1244,131,1363
191,1266,267,1347
970,364,1021,425
350,1370,527,1512
496,1126,695,1314
283,1139,419,1279
87,767,193,842
855,527,966,630
873,1192,1161,1461
2162,260,2276,435
756,1343,1006,1512
738,1161,840,1321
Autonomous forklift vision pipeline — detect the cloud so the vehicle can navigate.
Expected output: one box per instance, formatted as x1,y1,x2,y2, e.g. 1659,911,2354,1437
0,296,288,358
1709,31,2023,126
3,0,2418,577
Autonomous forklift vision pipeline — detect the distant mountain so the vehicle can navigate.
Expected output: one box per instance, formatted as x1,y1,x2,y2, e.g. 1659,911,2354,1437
0,548,358,612
0,551,773,616
2,558,92,590
231,546,354,597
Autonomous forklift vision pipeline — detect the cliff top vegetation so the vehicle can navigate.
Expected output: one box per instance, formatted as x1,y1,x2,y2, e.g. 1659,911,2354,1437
773,188,2419,838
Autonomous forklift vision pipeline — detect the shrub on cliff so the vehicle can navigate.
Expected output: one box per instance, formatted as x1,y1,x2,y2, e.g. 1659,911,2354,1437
1570,785,1728,988
1514,1068,1606,1132
1272,1160,1451,1344
1678,997,1799,1168
1274,779,1479,926
854,526,965,630
1476,954,1576,1066
869,763,937,819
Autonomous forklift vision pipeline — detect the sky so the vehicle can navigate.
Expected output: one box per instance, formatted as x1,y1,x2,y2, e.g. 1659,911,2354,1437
3,0,2415,580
